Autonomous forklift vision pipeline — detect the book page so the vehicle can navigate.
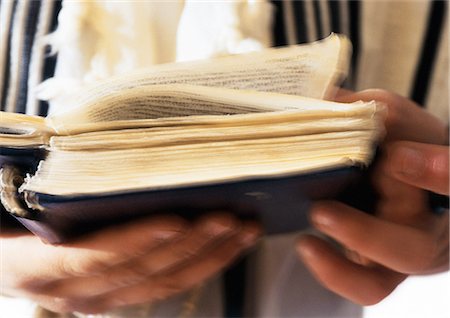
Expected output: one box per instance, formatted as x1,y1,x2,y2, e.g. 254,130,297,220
21,132,375,196
22,100,382,196
49,102,379,151
0,112,54,148
48,84,370,135
48,34,350,132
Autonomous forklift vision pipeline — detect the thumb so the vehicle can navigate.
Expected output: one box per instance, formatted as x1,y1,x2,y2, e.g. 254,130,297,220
385,141,449,195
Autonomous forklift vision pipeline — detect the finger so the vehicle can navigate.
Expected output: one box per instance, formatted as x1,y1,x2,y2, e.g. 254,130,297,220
138,213,239,274
74,223,261,314
371,166,430,226
39,214,240,297
384,141,449,195
1,216,187,288
334,89,447,144
309,201,443,274
334,88,354,98
296,235,406,305
54,216,189,278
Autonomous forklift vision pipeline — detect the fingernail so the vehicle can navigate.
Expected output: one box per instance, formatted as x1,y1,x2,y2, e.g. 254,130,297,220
310,208,334,230
296,236,314,259
240,230,259,247
204,220,234,236
393,146,425,179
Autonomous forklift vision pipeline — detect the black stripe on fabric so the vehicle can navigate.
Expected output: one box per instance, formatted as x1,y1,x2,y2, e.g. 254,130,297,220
16,0,41,114
292,0,308,44
271,0,288,47
39,0,62,117
312,0,323,39
410,0,447,106
224,257,247,318
328,0,341,34
348,0,360,84
1,0,17,111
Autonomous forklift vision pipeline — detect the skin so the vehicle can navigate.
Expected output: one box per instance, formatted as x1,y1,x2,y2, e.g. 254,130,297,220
297,89,449,305
1,88,447,313
1,213,260,313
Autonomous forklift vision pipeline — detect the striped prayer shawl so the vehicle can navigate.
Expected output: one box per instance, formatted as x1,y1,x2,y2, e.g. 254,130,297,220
410,0,447,106
272,0,360,83
0,0,448,119
0,0,60,116
0,2,448,318
272,0,448,114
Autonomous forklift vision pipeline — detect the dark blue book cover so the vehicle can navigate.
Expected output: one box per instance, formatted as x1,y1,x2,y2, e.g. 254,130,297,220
8,167,361,244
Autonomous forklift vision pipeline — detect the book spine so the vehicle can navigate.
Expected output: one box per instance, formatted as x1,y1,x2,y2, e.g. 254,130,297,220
0,164,35,219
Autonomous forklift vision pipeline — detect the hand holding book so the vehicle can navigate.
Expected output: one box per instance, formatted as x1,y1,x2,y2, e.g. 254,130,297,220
297,89,449,305
1,213,260,314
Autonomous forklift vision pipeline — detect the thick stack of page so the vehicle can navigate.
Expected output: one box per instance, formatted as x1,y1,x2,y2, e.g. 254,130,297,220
0,35,383,243
22,85,380,197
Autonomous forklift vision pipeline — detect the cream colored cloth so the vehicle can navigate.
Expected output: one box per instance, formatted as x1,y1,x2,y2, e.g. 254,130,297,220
35,0,273,115
2,1,448,318
356,0,448,121
30,1,273,317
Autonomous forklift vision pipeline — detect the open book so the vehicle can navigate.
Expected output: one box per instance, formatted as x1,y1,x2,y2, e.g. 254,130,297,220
0,35,383,243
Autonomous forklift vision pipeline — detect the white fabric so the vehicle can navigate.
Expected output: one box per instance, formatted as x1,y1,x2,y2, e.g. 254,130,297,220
176,0,272,61
36,0,273,115
30,1,359,315
246,232,361,317
2,1,447,317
